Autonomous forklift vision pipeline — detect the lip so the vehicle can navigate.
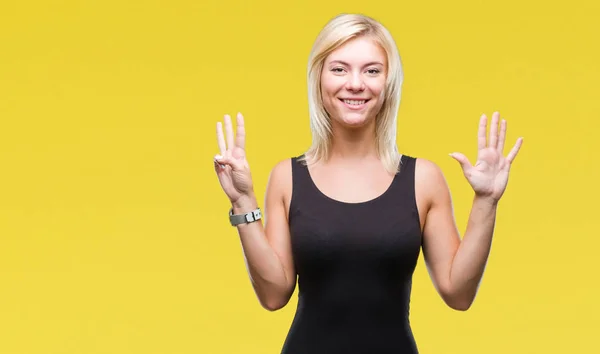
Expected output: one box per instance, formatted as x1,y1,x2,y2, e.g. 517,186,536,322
339,98,370,110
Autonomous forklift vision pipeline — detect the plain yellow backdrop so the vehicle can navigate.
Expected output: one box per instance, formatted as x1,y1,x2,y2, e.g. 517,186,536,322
1,0,599,353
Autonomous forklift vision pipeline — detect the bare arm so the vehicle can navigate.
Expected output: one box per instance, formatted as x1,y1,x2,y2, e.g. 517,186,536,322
418,112,523,311
214,113,296,311
418,159,497,311
232,160,296,311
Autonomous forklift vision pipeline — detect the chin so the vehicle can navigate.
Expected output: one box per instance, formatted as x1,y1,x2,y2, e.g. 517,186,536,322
343,119,368,128
339,112,371,128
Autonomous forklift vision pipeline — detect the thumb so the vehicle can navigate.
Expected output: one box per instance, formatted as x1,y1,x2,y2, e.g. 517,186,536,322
214,154,242,171
449,152,472,170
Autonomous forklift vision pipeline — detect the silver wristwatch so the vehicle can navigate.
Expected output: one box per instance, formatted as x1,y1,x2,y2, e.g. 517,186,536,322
229,207,262,226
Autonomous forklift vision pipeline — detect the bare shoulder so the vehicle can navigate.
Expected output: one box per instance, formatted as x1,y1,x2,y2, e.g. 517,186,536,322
265,158,294,215
267,158,293,192
414,157,451,208
415,157,447,188
270,158,293,178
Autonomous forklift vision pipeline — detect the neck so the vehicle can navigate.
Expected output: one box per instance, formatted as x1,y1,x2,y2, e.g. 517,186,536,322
328,120,378,163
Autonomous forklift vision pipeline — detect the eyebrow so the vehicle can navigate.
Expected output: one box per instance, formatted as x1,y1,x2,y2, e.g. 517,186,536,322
328,60,385,67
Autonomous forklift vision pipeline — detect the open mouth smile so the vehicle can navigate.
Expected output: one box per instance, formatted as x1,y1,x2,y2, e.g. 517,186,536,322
339,98,370,109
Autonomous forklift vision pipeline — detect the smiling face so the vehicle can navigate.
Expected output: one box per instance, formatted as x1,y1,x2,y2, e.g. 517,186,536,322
320,35,388,130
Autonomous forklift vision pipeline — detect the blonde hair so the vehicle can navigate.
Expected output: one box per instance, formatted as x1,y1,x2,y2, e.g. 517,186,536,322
300,13,404,174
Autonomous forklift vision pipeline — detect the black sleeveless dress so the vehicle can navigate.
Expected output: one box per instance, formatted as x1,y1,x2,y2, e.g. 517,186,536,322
280,154,422,354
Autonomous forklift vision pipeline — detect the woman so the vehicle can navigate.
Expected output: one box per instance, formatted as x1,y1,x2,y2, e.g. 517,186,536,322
213,13,523,354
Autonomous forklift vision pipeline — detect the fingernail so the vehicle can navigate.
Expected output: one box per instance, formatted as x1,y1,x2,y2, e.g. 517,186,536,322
214,154,222,160
213,159,225,168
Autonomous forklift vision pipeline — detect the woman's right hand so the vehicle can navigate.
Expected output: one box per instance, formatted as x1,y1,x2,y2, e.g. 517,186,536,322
214,113,255,206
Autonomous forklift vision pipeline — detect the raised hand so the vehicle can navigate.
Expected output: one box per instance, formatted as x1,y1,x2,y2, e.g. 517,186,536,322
214,113,254,204
449,112,523,202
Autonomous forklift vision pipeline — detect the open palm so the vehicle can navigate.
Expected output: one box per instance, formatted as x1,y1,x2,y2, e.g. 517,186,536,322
450,112,523,202
214,113,254,203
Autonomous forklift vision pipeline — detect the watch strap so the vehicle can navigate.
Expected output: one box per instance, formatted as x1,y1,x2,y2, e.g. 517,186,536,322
229,208,262,226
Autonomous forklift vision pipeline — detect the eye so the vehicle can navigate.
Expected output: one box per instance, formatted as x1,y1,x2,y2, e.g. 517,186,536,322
366,68,380,75
330,67,345,73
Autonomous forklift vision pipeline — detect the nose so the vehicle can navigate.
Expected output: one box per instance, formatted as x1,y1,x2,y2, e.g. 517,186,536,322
345,72,365,92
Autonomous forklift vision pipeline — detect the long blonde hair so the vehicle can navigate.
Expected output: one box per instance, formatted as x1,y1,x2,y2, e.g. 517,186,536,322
300,13,404,174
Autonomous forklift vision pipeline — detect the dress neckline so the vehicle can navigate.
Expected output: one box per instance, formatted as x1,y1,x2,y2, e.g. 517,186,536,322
299,154,405,206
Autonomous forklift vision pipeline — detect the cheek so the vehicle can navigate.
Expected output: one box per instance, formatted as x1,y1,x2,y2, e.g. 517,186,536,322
320,79,342,105
370,83,387,111
369,79,387,97
321,76,340,95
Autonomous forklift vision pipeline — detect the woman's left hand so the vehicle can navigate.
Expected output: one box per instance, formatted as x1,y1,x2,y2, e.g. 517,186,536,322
450,112,524,203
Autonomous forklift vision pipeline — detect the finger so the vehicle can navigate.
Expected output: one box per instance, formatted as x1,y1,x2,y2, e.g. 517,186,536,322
506,137,523,163
235,112,246,150
489,112,500,149
213,158,226,173
477,114,487,151
224,114,234,152
216,121,226,156
449,152,472,170
497,119,507,153
215,154,241,171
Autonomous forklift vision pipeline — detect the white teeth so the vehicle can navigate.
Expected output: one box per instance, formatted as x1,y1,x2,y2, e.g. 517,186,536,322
343,99,366,105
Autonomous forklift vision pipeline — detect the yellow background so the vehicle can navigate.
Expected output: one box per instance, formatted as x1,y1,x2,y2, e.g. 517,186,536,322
1,0,598,353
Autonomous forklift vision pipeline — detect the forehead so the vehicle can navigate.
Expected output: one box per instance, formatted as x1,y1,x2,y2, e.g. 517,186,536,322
325,36,387,65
